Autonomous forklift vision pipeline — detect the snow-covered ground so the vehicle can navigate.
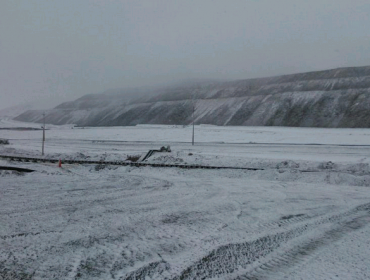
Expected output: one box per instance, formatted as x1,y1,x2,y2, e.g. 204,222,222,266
1,119,370,279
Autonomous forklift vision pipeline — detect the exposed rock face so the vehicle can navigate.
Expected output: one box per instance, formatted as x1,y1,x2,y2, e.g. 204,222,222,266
14,66,370,127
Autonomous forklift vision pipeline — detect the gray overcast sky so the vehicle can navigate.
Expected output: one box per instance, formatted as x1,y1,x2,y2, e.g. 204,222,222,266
1,0,370,110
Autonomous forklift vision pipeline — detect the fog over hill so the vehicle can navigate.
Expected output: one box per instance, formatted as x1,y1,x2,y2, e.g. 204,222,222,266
14,66,370,128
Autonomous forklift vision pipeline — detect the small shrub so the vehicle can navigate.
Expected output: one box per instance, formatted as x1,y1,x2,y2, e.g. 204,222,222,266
94,164,106,171
0,138,9,145
126,155,140,162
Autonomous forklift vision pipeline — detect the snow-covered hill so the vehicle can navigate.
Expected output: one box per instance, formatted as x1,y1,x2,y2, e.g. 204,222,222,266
14,65,370,127
0,104,37,119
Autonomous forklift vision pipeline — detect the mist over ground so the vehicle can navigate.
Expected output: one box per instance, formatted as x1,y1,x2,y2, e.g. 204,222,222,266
1,0,370,110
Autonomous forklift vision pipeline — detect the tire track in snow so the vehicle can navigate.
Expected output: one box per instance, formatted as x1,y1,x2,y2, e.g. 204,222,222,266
235,213,370,279
120,261,170,280
0,231,60,241
112,203,366,279
0,175,171,217
167,202,370,280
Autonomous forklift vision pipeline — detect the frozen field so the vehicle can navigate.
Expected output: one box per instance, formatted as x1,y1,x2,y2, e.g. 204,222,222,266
1,119,370,279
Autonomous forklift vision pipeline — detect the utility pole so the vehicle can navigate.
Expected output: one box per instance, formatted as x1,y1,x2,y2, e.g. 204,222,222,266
192,102,195,146
42,112,45,156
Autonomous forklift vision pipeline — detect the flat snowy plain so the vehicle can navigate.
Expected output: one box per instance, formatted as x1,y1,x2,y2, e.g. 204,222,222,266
1,118,370,280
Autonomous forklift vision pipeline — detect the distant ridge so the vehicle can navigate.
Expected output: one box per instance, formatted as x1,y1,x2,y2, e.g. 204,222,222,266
15,65,370,128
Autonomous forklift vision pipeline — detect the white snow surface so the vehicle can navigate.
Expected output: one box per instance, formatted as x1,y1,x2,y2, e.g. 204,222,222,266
1,119,370,279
